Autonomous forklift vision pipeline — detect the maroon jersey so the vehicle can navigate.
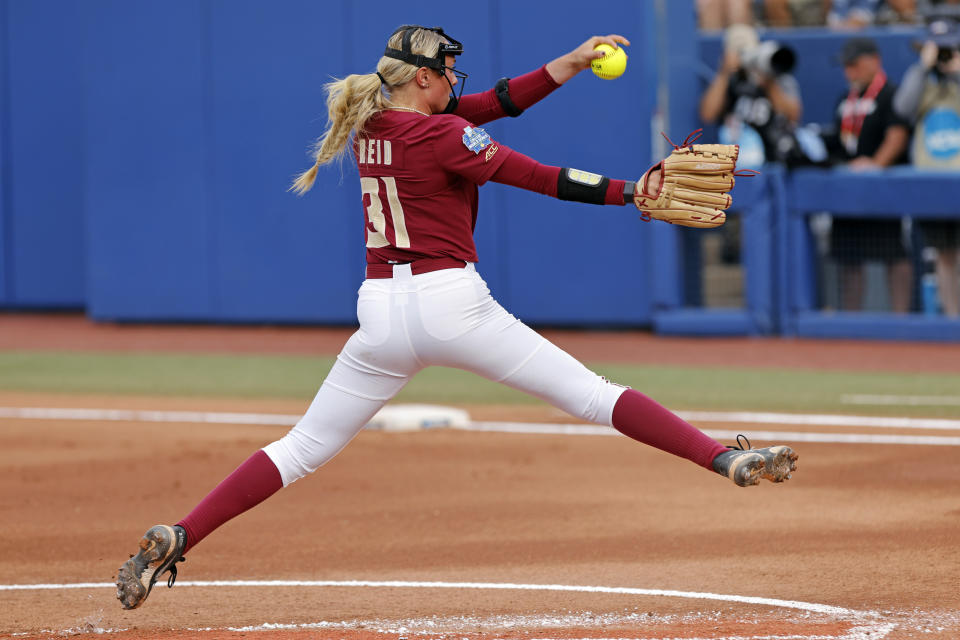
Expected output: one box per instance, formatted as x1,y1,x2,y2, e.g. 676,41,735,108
354,111,512,265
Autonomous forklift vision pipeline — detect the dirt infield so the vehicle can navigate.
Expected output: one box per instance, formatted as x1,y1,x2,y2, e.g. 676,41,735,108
2,314,960,639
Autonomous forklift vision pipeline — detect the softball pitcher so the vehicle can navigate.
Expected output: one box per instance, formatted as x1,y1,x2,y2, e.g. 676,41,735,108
117,25,798,610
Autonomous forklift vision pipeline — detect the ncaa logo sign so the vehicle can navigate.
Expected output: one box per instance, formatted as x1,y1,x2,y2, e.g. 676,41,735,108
921,107,960,160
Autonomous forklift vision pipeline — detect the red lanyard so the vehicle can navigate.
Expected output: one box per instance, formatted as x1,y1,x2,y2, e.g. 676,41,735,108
841,70,887,140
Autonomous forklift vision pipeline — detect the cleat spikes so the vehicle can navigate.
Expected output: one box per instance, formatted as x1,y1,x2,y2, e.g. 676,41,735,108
712,437,798,487
116,525,187,610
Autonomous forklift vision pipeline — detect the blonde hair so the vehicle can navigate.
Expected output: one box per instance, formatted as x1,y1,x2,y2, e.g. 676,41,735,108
290,27,446,195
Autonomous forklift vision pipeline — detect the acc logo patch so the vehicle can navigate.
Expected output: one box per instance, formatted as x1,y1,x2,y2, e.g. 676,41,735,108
484,144,499,162
462,126,492,154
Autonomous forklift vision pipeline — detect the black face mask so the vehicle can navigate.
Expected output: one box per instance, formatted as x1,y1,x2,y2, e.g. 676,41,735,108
382,25,469,113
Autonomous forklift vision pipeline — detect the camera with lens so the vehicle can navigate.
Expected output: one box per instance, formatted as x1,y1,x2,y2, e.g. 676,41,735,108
920,16,960,67
938,44,959,64
741,41,797,76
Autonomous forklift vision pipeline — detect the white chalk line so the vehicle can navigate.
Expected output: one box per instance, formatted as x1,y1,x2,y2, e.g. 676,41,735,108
495,636,891,640
0,580,858,616
676,411,960,431
0,579,895,640
0,406,300,425
208,612,845,636
206,627,890,640
3,406,960,430
2,406,960,446
468,422,960,446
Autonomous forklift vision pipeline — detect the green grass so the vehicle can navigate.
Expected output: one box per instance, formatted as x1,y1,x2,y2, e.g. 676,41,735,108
0,351,958,417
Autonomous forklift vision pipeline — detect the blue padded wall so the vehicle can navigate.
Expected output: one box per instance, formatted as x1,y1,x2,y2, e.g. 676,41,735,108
206,0,359,322
77,0,662,324
83,1,215,320
0,0,9,303
4,0,690,324
2,0,85,307
491,1,656,324
6,0,956,338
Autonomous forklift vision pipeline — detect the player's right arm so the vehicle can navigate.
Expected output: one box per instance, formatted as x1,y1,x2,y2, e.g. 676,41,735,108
455,34,630,125
453,66,561,125
544,34,630,84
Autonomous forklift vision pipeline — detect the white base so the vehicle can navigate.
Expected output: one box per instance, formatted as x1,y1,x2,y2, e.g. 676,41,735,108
365,404,471,432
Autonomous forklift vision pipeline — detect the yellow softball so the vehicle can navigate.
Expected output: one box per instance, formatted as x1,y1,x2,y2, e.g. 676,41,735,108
591,43,627,80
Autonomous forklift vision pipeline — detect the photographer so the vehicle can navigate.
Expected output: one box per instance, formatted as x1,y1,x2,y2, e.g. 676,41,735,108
827,0,918,28
894,18,960,316
700,24,803,165
894,18,960,165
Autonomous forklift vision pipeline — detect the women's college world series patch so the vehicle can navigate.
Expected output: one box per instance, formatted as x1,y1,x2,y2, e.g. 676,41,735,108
462,126,492,153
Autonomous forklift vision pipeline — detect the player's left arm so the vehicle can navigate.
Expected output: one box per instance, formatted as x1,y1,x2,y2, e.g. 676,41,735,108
454,34,630,126
489,148,631,206
433,116,634,204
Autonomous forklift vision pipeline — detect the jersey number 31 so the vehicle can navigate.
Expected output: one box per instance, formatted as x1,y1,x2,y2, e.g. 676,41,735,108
361,176,410,249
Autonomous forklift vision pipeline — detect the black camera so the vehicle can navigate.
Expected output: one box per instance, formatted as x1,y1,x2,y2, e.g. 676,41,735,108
938,45,959,64
741,41,796,76
922,16,960,65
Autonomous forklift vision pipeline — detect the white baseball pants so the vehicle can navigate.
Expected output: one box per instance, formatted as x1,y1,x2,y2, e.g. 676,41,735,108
263,263,627,486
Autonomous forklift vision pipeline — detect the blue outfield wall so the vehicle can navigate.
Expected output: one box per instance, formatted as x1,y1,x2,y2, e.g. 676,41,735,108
76,0,662,324
3,0,959,338
785,168,960,341
82,0,359,322
0,0,8,305
0,0,85,308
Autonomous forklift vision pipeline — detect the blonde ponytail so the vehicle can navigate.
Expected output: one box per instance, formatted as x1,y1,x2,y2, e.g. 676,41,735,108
290,27,447,195
290,73,385,194
290,161,321,196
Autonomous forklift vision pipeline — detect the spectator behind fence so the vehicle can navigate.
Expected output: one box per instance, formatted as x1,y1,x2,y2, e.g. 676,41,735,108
893,19,960,316
916,0,960,18
762,0,830,27
700,24,803,167
823,37,912,312
827,0,918,27
697,0,755,30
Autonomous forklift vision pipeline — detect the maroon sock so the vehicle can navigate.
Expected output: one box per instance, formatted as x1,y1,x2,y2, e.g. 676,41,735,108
611,389,729,470
176,449,283,554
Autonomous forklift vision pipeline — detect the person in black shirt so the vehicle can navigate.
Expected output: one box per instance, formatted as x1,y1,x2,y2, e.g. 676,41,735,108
824,37,911,312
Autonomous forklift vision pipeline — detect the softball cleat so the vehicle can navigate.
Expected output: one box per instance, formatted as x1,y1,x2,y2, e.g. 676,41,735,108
712,435,798,487
116,524,187,609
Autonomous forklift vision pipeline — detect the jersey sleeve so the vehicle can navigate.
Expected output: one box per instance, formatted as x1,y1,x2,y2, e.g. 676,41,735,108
490,150,628,206
454,65,561,126
431,116,513,185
